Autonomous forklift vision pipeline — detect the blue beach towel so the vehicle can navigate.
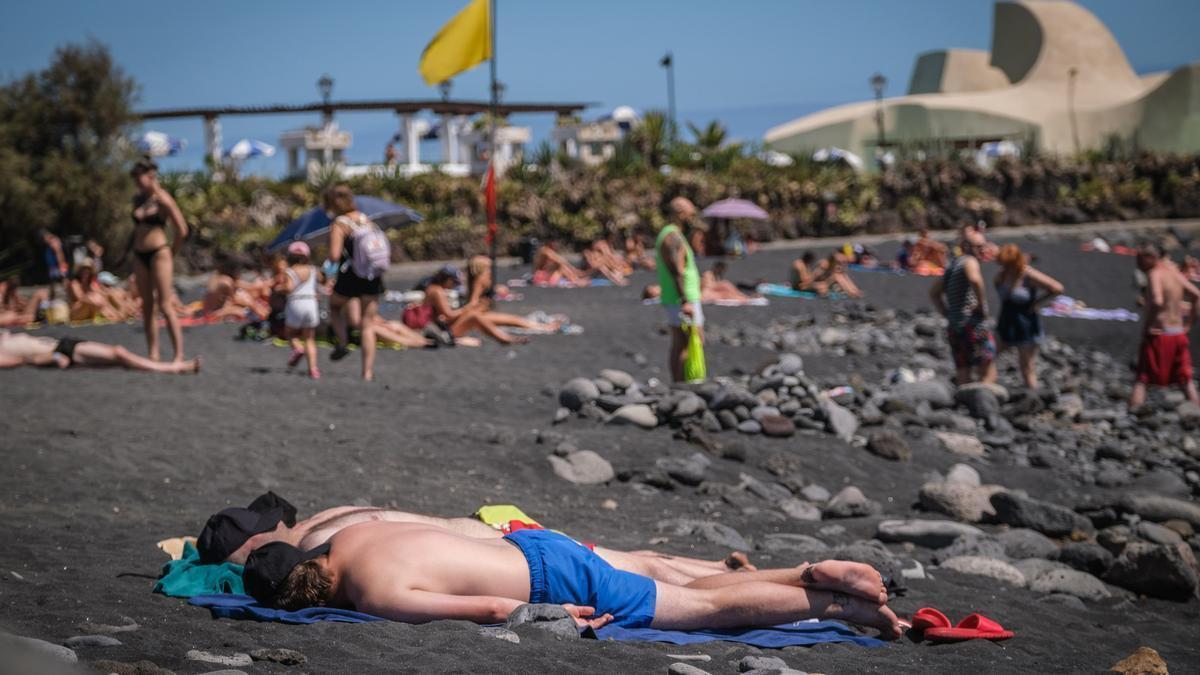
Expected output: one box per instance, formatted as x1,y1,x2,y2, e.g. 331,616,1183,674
756,283,844,300
153,542,244,598
187,594,884,648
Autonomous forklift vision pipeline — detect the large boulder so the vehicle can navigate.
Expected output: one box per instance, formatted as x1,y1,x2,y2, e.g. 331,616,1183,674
822,398,859,442
1105,542,1200,601
608,404,659,429
939,556,1026,587
933,431,986,458
1029,568,1112,601
887,380,956,409
1053,542,1115,576
1118,494,1200,528
598,369,634,390
559,378,600,411
989,491,1095,538
876,519,984,549
919,481,1000,523
822,486,881,518
997,528,1058,559
657,519,751,551
547,451,614,485
866,430,911,461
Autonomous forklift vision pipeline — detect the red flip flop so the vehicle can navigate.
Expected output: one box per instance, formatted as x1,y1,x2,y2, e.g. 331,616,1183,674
911,607,951,633
925,613,1014,642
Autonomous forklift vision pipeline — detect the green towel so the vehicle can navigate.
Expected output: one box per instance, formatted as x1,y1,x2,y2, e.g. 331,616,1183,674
153,541,244,598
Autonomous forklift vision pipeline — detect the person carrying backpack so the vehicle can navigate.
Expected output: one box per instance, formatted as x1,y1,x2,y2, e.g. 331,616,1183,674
323,183,390,381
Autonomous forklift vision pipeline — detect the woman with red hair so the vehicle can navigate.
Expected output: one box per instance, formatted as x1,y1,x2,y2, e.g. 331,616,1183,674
994,244,1064,389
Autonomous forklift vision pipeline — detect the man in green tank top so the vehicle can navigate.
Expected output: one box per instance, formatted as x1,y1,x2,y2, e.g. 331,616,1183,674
655,197,704,382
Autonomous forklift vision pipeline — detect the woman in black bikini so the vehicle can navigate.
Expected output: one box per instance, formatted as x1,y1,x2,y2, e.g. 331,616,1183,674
130,159,188,362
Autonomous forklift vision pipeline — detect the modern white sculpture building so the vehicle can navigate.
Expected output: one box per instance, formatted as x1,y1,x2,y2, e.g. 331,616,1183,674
765,0,1200,160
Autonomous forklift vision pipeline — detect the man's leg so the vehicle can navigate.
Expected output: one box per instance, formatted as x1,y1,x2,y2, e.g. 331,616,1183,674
650,580,900,637
1129,381,1148,409
669,325,687,382
72,342,199,374
678,561,886,605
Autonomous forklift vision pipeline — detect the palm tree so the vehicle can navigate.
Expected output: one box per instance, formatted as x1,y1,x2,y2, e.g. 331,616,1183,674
688,120,727,152
629,110,670,169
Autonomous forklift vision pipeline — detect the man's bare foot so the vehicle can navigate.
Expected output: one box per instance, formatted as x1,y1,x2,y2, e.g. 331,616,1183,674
724,552,757,571
827,593,902,640
801,561,887,605
363,371,374,382
187,356,201,374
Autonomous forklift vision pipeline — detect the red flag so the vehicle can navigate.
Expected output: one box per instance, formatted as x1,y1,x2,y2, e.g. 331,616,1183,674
484,162,497,245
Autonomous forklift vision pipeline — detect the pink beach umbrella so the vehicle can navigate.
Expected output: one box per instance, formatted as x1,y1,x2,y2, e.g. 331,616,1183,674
701,198,769,220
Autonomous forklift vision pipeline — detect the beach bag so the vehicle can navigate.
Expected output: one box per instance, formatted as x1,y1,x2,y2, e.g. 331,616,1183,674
683,322,707,382
342,215,391,280
402,303,434,330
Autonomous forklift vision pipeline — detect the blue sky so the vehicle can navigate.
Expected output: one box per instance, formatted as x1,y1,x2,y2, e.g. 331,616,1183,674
2,0,1198,175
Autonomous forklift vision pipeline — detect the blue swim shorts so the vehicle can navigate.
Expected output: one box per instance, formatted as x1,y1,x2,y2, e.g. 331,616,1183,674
504,529,657,628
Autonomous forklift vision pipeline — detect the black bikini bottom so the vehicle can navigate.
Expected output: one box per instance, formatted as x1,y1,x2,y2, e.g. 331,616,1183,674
134,246,169,267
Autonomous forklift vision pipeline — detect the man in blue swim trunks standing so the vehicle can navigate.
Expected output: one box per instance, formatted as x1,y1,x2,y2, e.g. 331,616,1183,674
243,521,901,638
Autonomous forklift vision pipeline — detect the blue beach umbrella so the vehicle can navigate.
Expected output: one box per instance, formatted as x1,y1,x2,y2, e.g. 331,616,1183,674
225,139,277,160
267,196,423,253
136,131,187,157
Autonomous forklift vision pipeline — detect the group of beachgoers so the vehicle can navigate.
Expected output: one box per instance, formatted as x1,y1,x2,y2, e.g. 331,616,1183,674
192,492,904,638
530,236,656,288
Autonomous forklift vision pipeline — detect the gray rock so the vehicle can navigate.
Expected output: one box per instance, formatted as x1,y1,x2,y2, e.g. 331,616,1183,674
64,635,121,648
750,405,780,421
989,491,1095,538
760,414,796,438
249,648,307,665
1097,525,1133,556
778,353,804,375
710,385,758,411
554,407,571,423
867,430,911,461
740,655,791,672
935,535,1007,562
1030,568,1111,601
998,528,1058,559
1137,521,1185,546
560,377,600,411
89,660,173,675
669,663,712,675
609,404,659,429
877,519,984,548
1105,542,1200,600
657,454,710,487
800,484,831,503
956,382,1003,427
0,635,77,663
739,473,793,503
934,431,986,457
505,603,579,639
1038,593,1088,610
889,379,956,409
945,463,982,486
657,519,751,551
1053,542,1115,576
594,377,615,395
1130,469,1191,497
186,651,253,667
717,410,739,430
701,410,722,432
548,451,614,485
822,398,859,442
672,393,707,419
1119,493,1200,528
939,556,1026,586
75,617,139,634
779,499,822,521
919,481,998,523
599,368,634,389
478,627,520,644
194,671,246,675
761,533,829,552
1014,557,1075,584
737,420,763,434
822,486,881,518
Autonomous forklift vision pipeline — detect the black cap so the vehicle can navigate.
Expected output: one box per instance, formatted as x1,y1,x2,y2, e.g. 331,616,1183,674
243,542,330,606
196,492,298,564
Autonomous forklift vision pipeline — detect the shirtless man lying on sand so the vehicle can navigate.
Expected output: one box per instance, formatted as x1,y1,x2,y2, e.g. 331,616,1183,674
198,493,752,586
244,522,901,638
0,330,200,373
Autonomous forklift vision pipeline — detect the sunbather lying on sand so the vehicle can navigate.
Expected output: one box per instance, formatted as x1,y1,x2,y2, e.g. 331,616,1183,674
198,495,753,586
0,330,200,373
532,241,591,287
701,262,758,302
625,235,656,271
0,278,48,326
245,521,900,637
810,252,864,298
583,240,632,285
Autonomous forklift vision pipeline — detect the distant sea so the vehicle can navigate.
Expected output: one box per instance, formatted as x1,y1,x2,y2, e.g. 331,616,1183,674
147,100,833,179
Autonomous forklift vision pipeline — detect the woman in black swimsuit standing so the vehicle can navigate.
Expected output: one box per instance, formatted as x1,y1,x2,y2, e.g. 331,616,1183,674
130,159,188,362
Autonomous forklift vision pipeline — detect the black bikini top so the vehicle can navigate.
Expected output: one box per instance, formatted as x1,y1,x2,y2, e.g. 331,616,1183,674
132,193,167,228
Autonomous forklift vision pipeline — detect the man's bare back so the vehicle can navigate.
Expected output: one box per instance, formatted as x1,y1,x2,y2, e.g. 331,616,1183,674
1144,262,1196,332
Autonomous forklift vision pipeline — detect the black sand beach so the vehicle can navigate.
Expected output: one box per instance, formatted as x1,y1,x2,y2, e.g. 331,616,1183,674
2,233,1199,674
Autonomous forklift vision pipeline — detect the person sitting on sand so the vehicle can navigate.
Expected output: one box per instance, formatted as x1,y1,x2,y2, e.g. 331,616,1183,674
582,239,632,285
909,227,949,270
810,252,864,298
199,493,752,586
994,244,1064,390
420,266,528,345
202,260,266,321
66,259,123,322
465,255,514,306
0,277,49,327
0,329,200,373
625,234,656,271
930,229,997,385
244,521,901,639
700,262,758,303
790,252,818,291
1129,242,1200,409
532,240,591,287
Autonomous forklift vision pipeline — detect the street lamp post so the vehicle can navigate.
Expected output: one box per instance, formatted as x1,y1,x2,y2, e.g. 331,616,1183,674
439,80,453,102
870,72,887,148
661,51,676,144
1067,66,1081,156
318,73,334,128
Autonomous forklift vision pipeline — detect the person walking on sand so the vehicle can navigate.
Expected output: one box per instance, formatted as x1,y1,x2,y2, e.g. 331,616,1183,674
1129,242,1200,409
129,159,189,362
929,228,996,385
993,244,1064,389
655,197,704,382
279,242,322,379
324,183,388,381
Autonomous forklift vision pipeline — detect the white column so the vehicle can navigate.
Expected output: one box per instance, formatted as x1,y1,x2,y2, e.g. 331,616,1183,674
203,115,222,168
440,114,453,165
402,114,420,169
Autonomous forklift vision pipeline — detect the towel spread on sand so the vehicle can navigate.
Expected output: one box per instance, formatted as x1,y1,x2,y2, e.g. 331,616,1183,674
507,275,613,289
187,594,884,647
1039,295,1140,322
154,542,245,598
642,297,769,307
755,283,844,300
848,263,944,277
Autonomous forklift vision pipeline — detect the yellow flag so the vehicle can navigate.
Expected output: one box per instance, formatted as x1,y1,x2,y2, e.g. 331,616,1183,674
419,0,492,86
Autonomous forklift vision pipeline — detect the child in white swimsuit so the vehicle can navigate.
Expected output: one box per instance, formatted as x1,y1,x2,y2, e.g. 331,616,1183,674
282,241,323,379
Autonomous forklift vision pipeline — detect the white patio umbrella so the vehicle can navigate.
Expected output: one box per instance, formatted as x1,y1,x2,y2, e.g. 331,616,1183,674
812,147,864,172
136,131,187,157
225,139,276,160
